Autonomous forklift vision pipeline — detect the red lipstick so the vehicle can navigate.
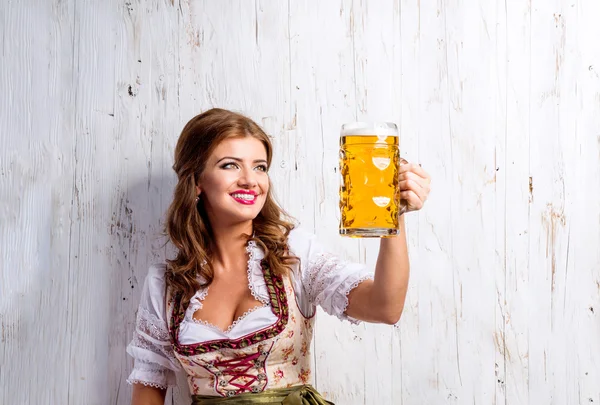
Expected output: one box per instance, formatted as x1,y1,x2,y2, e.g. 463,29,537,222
230,190,258,205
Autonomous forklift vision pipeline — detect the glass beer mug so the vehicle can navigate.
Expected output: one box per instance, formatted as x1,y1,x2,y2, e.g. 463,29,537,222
339,122,407,237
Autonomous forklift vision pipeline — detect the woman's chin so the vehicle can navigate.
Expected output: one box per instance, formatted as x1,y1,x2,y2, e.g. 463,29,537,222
219,206,263,224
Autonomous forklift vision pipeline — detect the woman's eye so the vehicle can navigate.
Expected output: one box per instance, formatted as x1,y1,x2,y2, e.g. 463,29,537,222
256,165,268,172
221,162,238,169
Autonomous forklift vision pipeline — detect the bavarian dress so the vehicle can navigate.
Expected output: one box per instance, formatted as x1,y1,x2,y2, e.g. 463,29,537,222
191,385,334,405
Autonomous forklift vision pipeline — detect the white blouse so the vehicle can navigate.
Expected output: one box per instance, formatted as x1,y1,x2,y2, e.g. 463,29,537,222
126,227,374,389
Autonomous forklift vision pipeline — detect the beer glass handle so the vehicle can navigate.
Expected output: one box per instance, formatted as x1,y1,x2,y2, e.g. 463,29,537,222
398,158,409,216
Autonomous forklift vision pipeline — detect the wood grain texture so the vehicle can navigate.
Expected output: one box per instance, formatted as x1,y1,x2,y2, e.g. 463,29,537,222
1,1,598,404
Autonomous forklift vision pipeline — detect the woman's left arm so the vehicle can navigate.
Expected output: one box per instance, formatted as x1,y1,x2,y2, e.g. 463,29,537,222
345,163,431,324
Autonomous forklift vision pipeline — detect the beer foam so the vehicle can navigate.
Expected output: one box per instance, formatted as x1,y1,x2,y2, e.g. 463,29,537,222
341,122,398,137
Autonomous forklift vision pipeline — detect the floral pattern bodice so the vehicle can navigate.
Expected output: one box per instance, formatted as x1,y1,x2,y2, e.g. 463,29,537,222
125,228,375,394
167,260,314,396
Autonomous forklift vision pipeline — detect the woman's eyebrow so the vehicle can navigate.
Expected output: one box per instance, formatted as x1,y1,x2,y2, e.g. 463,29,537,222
215,156,267,164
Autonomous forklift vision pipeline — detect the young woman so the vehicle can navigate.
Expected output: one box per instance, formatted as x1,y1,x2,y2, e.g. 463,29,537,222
126,108,431,404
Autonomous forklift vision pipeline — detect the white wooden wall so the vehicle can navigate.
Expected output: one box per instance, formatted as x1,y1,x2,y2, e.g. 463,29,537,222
1,1,599,404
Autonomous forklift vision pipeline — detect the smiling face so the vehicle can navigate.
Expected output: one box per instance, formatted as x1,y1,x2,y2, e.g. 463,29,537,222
196,136,270,228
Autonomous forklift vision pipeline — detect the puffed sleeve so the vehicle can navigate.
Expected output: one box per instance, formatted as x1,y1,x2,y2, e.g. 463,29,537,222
288,228,375,324
126,264,180,389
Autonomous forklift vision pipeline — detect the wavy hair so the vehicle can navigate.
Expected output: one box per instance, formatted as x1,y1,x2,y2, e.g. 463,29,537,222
165,108,297,305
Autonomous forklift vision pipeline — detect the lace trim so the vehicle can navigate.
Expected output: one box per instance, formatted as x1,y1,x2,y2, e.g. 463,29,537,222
132,307,178,365
127,362,176,389
186,241,267,327
338,273,375,319
126,379,169,390
137,306,170,342
304,251,375,324
131,307,178,366
304,252,348,306
191,304,269,334
188,242,267,314
246,241,269,305
188,287,209,314
169,259,289,356
130,333,178,366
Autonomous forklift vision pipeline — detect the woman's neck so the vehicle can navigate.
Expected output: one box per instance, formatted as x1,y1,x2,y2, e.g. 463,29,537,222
209,221,253,271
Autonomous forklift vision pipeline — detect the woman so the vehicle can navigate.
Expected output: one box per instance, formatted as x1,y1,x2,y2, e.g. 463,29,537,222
126,108,431,404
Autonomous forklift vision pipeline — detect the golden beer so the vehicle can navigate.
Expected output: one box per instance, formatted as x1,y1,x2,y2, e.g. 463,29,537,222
339,123,401,237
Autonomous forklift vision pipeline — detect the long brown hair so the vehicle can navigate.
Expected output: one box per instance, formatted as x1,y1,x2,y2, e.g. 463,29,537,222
165,108,297,305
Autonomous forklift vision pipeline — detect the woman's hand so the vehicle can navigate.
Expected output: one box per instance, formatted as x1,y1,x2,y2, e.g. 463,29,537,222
398,160,431,213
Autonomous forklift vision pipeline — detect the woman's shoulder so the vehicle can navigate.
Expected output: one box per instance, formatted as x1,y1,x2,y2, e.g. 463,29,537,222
287,226,333,260
141,263,168,298
148,262,168,277
287,226,316,252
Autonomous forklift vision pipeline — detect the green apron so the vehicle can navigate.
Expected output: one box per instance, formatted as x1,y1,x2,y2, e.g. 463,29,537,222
191,384,334,405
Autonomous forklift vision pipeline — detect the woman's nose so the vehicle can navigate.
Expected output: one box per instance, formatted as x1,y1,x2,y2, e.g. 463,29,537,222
238,167,258,188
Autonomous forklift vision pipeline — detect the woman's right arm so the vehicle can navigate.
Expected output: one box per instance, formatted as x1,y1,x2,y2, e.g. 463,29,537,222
127,265,180,404
131,384,166,405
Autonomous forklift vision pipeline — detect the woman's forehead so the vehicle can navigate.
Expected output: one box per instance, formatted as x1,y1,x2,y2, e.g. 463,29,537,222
210,136,267,160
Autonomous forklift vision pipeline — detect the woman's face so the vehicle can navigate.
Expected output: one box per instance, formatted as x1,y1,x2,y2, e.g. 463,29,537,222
197,136,270,227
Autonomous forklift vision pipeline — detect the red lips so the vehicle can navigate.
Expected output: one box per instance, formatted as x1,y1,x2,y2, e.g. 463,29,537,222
230,189,259,205
230,189,257,196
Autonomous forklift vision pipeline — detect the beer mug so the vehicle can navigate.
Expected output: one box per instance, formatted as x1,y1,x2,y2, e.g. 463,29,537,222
339,122,407,237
